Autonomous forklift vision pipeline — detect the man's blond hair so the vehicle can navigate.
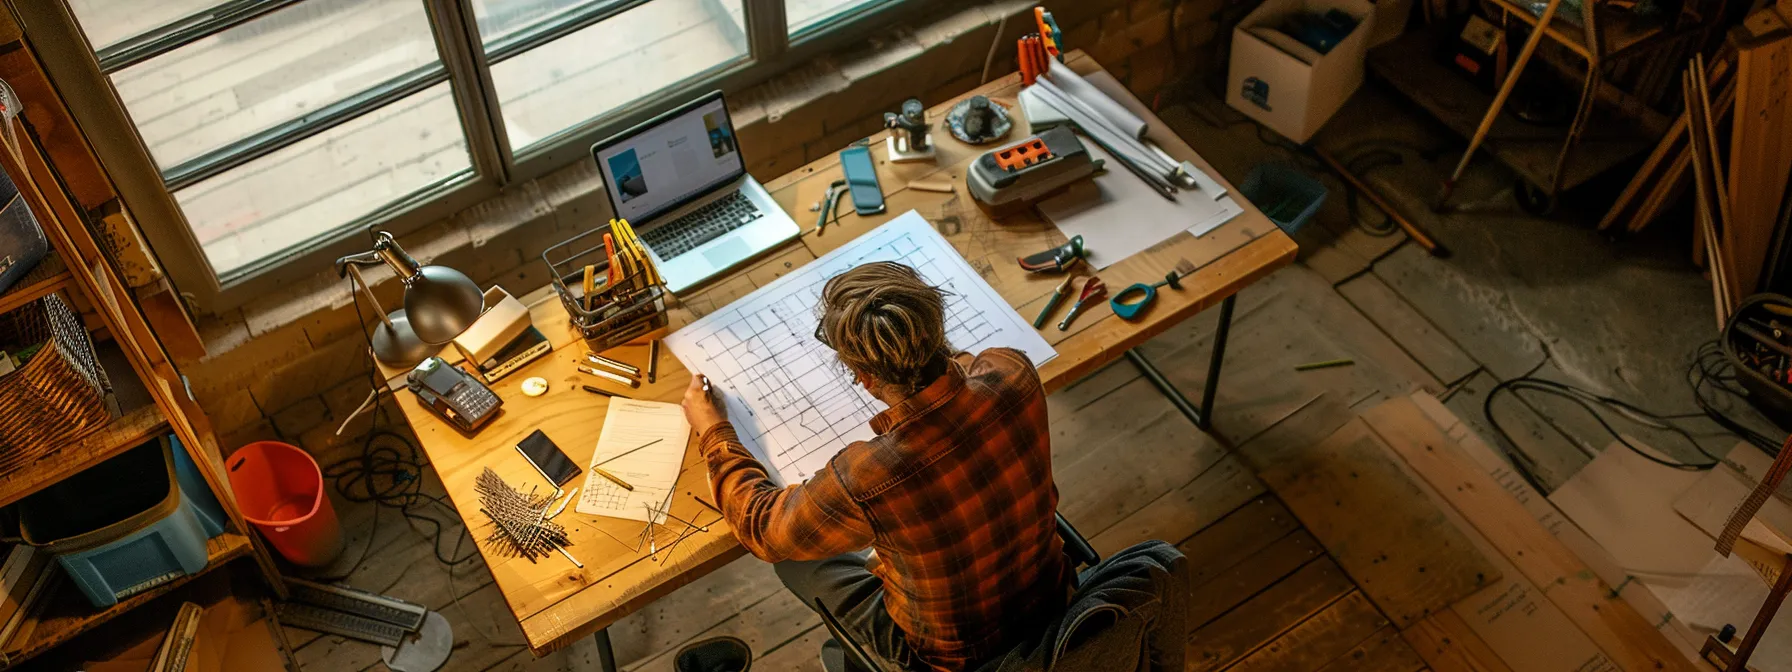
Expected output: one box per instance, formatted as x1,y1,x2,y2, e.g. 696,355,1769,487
817,261,952,394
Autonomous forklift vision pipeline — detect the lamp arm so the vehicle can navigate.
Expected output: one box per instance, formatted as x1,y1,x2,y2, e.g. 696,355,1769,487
334,250,385,278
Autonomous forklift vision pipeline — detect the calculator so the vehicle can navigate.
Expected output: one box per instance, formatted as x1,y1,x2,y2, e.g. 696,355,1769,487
406,357,502,433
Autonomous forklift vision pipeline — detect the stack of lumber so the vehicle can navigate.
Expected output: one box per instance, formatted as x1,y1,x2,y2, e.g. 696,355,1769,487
1600,2,1792,319
1240,393,1705,672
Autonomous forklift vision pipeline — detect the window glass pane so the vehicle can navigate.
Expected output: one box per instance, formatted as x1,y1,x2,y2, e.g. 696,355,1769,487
470,0,620,46
487,0,747,151
67,0,227,51
106,0,441,170
174,83,470,277
787,0,885,35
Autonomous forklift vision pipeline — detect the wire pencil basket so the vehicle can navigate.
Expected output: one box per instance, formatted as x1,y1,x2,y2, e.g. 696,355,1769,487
541,220,667,351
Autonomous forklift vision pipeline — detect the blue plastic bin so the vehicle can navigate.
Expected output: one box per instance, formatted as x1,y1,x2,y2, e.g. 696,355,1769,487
171,435,227,539
16,437,210,608
1240,163,1329,234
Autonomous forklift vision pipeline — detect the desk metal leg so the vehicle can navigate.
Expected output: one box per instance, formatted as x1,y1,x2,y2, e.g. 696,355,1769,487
1126,294,1235,430
594,627,618,672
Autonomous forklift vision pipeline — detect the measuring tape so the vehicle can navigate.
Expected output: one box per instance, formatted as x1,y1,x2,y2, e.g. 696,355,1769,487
1718,434,1792,556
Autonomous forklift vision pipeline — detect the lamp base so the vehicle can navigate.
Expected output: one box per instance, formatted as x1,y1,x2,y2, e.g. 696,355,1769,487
370,310,435,369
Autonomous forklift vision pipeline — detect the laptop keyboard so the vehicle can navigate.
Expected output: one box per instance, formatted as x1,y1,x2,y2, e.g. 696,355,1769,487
640,192,765,260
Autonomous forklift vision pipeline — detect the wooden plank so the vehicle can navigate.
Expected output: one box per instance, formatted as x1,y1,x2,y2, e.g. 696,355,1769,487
1337,274,1478,386
1186,530,1324,630
1179,497,1306,590
1187,557,1355,672
1225,591,1391,672
1313,625,1426,672
1402,610,1516,672
1088,455,1265,558
1410,393,1703,662
1726,16,1792,295
1246,417,1499,628
1361,396,1697,672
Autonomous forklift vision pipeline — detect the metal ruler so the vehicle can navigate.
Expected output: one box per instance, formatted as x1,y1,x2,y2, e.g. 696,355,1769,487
1718,436,1792,556
285,577,428,632
276,601,410,647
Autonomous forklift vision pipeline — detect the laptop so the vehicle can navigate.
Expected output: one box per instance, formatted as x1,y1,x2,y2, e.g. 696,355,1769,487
592,91,800,294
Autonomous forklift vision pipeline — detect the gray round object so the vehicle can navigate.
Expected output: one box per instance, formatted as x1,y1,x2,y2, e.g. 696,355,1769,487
403,265,485,344
370,310,434,369
945,96,1012,144
381,610,452,672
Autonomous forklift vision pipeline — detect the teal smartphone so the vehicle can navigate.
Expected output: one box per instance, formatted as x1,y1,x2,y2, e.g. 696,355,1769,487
840,144,886,215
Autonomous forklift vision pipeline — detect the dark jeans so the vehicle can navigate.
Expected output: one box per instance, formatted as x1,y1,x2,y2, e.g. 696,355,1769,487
776,552,919,672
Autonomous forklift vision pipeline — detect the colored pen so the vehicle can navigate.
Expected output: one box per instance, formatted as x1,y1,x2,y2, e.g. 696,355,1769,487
592,467,634,491
578,365,640,388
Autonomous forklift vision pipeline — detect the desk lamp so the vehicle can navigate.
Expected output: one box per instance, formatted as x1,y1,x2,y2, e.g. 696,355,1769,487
334,231,484,368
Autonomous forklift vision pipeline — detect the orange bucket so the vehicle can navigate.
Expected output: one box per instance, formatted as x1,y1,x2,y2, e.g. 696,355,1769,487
225,441,343,566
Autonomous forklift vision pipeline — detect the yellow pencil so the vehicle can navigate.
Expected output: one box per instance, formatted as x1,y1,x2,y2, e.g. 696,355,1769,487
592,466,633,491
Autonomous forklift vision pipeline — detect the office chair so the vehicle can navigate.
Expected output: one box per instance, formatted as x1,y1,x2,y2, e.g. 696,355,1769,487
816,513,1101,672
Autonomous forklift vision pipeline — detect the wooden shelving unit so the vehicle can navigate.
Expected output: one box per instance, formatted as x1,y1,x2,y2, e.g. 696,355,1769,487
4,533,253,663
0,9,284,668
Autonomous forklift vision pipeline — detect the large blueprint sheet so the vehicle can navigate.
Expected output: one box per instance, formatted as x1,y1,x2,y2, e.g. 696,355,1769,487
664,211,1056,485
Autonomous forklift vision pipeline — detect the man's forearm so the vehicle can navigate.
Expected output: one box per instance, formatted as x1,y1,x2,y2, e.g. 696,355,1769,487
696,421,873,562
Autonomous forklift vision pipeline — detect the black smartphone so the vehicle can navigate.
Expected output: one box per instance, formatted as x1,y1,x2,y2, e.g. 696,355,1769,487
840,144,885,215
516,430,581,488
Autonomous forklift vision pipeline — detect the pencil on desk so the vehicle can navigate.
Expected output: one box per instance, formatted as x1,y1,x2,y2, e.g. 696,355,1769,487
592,467,634,491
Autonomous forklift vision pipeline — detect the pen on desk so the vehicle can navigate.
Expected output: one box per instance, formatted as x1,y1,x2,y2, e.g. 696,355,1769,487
592,466,634,491
580,384,617,397
578,365,640,388
585,352,641,376
648,340,660,384
593,438,663,468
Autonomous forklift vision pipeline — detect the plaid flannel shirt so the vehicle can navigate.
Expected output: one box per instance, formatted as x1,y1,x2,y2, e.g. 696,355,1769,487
699,348,1072,671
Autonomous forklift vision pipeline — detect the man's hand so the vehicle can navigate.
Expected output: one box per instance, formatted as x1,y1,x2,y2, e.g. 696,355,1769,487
682,374,728,436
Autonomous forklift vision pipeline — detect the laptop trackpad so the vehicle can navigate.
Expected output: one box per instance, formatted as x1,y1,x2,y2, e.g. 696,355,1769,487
703,237,751,267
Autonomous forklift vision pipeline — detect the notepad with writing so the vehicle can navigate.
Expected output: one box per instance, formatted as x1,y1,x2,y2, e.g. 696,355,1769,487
575,399,692,523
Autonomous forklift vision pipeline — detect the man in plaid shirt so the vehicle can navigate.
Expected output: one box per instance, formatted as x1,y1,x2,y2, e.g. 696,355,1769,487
682,261,1073,671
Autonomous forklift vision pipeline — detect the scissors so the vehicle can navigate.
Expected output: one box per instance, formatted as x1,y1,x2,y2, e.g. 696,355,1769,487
1109,259,1197,321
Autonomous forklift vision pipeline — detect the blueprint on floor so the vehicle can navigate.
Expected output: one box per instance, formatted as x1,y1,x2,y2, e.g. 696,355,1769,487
664,211,1056,486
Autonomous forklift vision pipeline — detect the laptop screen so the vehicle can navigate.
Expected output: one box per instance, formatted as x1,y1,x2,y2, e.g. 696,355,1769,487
593,94,745,224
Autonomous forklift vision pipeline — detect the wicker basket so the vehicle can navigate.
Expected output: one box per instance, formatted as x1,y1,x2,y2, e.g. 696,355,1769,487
0,293,114,472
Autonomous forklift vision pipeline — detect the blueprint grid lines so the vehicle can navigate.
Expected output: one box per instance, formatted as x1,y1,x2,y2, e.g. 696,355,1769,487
665,212,1056,485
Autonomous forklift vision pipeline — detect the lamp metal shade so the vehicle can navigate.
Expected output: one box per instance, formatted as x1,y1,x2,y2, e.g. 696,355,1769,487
403,265,485,344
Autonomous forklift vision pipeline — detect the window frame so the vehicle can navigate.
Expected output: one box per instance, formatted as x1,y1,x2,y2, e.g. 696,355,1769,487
15,0,935,311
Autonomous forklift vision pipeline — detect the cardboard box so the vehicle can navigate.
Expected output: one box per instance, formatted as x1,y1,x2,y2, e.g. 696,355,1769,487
1226,0,1377,143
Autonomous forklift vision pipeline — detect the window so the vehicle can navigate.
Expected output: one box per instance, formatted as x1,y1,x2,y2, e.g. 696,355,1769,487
33,0,925,306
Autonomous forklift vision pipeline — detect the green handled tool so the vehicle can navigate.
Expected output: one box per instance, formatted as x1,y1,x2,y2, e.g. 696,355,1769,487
1033,272,1080,329
1110,259,1198,321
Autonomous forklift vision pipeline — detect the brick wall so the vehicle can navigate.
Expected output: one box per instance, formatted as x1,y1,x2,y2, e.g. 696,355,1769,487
186,0,1230,454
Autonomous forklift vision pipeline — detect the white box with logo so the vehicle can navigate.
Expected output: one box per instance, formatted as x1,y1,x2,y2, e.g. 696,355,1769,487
1226,0,1378,143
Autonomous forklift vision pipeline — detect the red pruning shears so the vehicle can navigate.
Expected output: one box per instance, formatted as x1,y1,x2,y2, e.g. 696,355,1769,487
1057,277,1107,331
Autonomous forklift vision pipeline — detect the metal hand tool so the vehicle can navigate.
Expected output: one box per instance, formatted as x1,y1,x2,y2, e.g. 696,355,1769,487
1057,277,1106,330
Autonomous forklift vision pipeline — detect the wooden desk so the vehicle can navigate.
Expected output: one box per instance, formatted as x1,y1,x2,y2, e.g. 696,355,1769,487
390,52,1296,667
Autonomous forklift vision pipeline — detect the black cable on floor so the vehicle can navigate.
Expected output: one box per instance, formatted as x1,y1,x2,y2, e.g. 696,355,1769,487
305,272,482,581
1688,340,1785,455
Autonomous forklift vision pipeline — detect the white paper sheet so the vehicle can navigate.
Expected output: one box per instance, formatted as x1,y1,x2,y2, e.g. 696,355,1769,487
664,211,1056,486
574,399,691,523
1036,143,1244,269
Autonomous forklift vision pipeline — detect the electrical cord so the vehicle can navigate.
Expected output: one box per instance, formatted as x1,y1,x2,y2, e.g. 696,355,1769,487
1688,340,1786,455
306,271,483,583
